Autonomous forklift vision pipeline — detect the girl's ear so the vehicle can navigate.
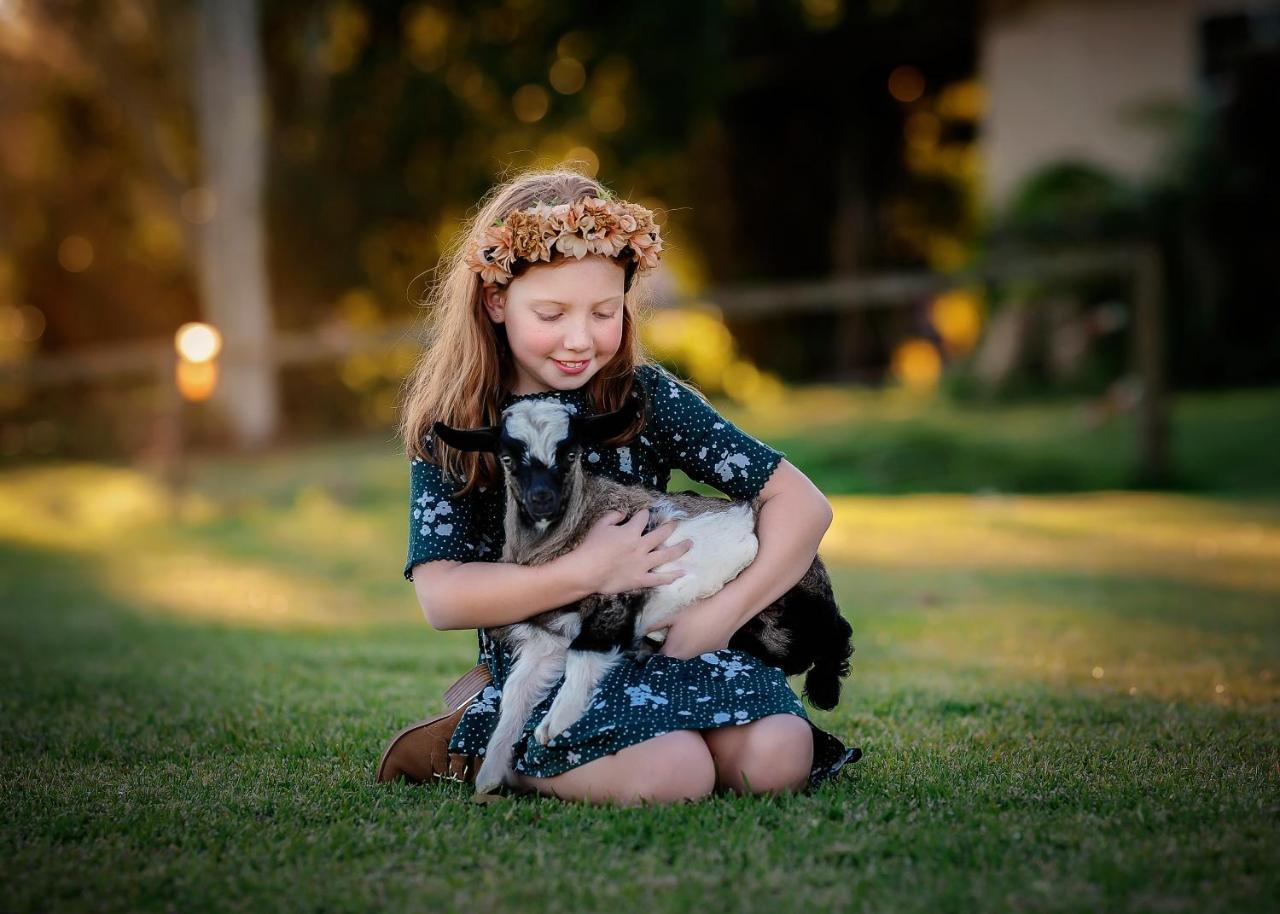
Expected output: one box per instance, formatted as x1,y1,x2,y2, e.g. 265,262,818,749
433,420,501,454
570,389,644,444
482,284,506,323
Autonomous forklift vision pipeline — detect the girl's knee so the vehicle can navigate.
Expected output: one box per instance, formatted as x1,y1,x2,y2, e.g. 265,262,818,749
621,730,716,803
515,730,716,806
714,714,814,795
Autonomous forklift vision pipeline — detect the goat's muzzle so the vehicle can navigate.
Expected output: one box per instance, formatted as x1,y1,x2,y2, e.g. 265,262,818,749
526,486,558,518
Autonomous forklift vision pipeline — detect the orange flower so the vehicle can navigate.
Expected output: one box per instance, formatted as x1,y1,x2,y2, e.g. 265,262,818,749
628,229,663,271
506,210,554,263
466,223,516,284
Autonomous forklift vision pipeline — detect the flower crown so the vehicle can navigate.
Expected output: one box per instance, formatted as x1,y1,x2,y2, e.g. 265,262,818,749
465,195,664,285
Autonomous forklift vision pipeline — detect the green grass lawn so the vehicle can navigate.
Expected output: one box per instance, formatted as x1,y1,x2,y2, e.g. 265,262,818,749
2,387,1278,913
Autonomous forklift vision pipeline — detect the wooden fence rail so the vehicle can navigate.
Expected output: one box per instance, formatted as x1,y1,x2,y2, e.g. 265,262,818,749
1,244,1169,484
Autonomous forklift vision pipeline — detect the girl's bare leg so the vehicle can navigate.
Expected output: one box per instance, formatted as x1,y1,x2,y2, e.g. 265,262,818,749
510,730,716,806
701,714,813,795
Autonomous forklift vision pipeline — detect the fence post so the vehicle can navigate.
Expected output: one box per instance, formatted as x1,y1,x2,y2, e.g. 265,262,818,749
159,350,187,517
1133,241,1171,486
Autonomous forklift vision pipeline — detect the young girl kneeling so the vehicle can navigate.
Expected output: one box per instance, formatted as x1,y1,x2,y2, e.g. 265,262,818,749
399,167,859,806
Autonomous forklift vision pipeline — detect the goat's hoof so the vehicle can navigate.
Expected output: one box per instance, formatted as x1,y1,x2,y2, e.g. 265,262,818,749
473,762,506,795
533,719,558,746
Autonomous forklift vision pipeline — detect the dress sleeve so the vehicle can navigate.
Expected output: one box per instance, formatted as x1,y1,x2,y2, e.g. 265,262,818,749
403,433,487,581
639,363,786,501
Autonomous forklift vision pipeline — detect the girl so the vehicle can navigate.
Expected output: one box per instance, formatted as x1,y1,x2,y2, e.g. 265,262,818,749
397,167,859,806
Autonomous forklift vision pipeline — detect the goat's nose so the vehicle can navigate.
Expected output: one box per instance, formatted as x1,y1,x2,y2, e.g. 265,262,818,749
529,489,555,510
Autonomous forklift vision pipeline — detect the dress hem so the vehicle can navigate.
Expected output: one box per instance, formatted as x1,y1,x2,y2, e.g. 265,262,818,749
507,708,861,789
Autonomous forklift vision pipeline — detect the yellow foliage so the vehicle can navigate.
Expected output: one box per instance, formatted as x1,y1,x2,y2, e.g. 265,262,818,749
324,1,369,74
640,306,783,407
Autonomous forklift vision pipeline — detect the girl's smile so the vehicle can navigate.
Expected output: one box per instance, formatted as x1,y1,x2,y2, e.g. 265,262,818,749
483,253,627,396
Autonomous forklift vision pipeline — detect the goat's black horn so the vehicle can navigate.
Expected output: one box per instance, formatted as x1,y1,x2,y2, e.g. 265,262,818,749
570,389,644,442
432,420,500,453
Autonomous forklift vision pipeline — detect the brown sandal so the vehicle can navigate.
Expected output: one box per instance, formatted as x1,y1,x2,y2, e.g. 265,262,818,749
375,663,492,785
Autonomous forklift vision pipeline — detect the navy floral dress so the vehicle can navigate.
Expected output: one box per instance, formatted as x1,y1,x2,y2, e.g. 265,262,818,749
403,362,860,788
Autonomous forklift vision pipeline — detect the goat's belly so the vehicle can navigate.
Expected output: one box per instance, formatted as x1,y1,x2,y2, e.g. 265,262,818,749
638,502,758,633
504,615,580,657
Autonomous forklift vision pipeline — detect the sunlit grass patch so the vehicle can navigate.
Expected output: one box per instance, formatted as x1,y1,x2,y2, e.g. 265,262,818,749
823,491,1280,592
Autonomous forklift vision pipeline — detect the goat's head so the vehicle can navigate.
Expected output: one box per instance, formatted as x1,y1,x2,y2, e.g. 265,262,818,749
432,390,643,527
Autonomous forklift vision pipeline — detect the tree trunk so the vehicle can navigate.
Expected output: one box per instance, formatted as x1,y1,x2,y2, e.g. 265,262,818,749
195,0,279,449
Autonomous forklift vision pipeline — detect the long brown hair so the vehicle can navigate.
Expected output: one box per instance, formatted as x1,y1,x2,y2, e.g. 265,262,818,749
396,165,661,496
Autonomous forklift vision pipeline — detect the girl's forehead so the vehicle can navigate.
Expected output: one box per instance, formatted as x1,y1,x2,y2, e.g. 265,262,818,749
509,256,625,300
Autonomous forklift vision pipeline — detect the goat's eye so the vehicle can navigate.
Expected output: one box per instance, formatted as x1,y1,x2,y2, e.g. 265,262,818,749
567,451,578,462
500,455,512,465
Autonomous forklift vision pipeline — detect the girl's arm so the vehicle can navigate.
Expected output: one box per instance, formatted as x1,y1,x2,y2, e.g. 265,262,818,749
416,512,690,630
413,554,596,631
656,459,833,659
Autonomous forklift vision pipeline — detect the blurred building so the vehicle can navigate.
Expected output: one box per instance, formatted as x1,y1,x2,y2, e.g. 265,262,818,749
981,0,1279,203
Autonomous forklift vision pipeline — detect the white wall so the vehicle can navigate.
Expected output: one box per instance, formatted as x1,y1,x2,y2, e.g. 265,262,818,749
979,0,1260,207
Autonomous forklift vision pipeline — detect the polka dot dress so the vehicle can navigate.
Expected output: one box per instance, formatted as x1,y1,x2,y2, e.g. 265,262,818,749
404,362,861,788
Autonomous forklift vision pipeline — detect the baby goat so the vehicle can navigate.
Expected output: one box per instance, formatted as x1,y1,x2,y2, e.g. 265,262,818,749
432,389,854,795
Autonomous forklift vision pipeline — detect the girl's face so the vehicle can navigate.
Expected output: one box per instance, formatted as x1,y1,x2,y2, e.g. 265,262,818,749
483,253,627,396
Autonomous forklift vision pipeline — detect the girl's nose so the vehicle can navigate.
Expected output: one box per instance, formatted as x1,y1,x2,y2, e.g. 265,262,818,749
563,320,591,350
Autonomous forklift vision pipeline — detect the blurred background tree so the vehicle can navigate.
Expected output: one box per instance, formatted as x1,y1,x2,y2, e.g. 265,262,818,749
1,0,1276,462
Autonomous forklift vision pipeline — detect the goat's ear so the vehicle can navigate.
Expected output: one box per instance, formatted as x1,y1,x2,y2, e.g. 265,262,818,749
432,420,500,454
570,389,644,444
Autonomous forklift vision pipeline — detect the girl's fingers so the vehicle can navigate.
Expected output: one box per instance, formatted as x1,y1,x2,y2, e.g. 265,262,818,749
664,540,693,559
642,518,678,543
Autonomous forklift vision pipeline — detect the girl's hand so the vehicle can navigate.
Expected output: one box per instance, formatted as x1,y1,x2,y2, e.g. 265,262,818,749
571,508,693,596
652,595,737,659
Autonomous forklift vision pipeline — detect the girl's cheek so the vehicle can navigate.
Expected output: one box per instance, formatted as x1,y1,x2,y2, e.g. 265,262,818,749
598,319,624,348
512,322,556,351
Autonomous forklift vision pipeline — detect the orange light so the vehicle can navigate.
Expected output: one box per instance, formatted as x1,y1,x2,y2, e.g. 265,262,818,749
888,65,925,103
929,288,984,355
177,359,218,402
513,84,550,123
890,337,941,390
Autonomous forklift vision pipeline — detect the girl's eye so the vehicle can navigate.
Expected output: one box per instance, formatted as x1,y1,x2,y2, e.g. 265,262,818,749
537,314,559,322
594,312,617,320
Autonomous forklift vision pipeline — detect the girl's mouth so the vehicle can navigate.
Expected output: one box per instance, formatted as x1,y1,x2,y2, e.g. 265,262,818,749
553,358,589,374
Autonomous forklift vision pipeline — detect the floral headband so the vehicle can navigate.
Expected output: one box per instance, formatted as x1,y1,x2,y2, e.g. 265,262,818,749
464,195,664,285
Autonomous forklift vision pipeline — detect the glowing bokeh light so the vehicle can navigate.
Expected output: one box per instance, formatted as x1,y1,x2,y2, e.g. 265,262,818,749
929,288,984,355
550,57,586,94
176,359,218,401
513,84,550,123
58,235,94,272
175,322,222,363
403,4,449,72
563,146,599,175
890,337,941,390
888,65,925,103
